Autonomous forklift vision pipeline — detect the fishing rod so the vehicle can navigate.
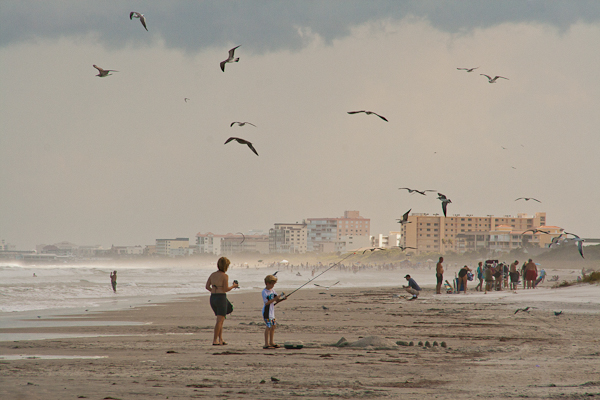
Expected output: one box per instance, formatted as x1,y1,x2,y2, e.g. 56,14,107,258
283,251,358,298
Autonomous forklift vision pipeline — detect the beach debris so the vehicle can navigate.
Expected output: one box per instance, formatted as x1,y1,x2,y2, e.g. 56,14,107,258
335,337,349,347
396,340,410,346
441,342,447,348
166,350,178,354
320,354,333,358
259,379,266,384
284,340,304,349
322,305,329,310
554,311,563,316
271,377,280,382
514,307,531,314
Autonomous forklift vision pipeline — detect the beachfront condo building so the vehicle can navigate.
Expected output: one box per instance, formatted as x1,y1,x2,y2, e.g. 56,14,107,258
401,212,562,255
155,237,190,257
307,211,370,252
269,222,308,253
196,232,269,255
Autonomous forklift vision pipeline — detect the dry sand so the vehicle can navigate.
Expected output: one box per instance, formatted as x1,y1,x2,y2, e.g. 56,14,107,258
1,284,599,400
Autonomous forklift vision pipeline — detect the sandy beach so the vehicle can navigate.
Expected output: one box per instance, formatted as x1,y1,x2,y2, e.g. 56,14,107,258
1,281,599,400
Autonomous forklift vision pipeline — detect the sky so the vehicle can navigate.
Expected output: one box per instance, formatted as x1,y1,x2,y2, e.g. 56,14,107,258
1,1,599,250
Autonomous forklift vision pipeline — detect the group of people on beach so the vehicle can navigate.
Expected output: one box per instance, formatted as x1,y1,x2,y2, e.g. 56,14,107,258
205,256,286,348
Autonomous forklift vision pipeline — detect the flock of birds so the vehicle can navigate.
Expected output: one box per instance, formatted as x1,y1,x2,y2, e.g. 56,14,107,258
94,11,586,259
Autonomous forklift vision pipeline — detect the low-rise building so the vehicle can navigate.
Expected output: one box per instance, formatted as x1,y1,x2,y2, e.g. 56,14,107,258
307,211,370,252
156,238,189,257
269,222,307,253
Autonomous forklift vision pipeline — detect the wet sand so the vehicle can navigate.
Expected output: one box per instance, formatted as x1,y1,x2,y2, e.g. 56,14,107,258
1,284,599,399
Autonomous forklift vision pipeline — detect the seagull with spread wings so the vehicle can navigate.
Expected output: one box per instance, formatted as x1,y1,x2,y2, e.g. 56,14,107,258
363,248,385,254
399,188,436,196
396,209,412,225
437,193,452,217
129,12,148,31
522,228,550,236
93,65,118,77
397,245,417,251
230,121,257,127
515,197,541,203
220,45,241,72
224,137,258,156
565,232,585,258
347,110,388,122
457,67,479,72
481,74,509,83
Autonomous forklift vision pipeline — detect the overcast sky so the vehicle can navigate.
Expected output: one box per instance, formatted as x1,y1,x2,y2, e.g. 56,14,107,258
1,1,599,250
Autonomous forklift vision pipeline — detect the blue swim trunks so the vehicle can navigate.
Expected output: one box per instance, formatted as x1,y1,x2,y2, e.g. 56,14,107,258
264,318,277,328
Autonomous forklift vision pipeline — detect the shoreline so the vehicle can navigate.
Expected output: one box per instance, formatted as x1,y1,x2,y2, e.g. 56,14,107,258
1,284,599,399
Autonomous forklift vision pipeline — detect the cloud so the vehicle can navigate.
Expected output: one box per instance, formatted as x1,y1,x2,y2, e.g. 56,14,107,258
2,1,600,54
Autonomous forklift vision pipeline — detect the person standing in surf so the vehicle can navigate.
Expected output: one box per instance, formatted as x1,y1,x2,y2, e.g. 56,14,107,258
110,271,117,293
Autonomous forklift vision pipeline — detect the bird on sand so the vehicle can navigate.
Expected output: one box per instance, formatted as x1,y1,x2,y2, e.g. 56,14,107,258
347,110,388,122
515,197,541,203
398,188,436,196
93,65,118,77
224,137,258,156
314,281,340,290
514,307,531,314
322,305,329,310
129,12,148,31
437,193,452,217
481,74,509,83
457,67,479,72
554,311,563,316
363,248,385,254
230,121,257,127
220,45,241,72
565,232,585,258
396,209,412,225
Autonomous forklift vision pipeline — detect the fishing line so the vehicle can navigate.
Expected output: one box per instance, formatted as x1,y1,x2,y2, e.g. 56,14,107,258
283,251,358,298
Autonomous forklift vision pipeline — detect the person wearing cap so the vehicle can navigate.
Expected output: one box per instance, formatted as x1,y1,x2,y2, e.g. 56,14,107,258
403,274,422,300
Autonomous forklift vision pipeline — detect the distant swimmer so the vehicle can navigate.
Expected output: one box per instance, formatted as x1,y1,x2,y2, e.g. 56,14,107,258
347,110,388,122
457,67,479,72
480,74,509,83
110,271,117,293
515,197,541,203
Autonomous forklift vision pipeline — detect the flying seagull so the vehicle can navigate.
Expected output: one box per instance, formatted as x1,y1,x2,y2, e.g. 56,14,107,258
515,197,541,203
224,137,258,156
481,74,509,83
230,121,257,127
236,232,245,245
347,110,388,122
363,248,385,254
398,188,436,196
93,65,118,77
397,245,417,251
457,67,479,72
314,281,340,290
437,193,452,217
549,234,566,248
184,98,190,102
522,228,550,235
396,209,412,225
129,12,148,31
220,45,240,72
514,307,531,314
565,232,585,258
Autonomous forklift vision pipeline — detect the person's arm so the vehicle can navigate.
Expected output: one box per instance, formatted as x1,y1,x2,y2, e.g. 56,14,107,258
223,275,239,292
205,276,213,292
